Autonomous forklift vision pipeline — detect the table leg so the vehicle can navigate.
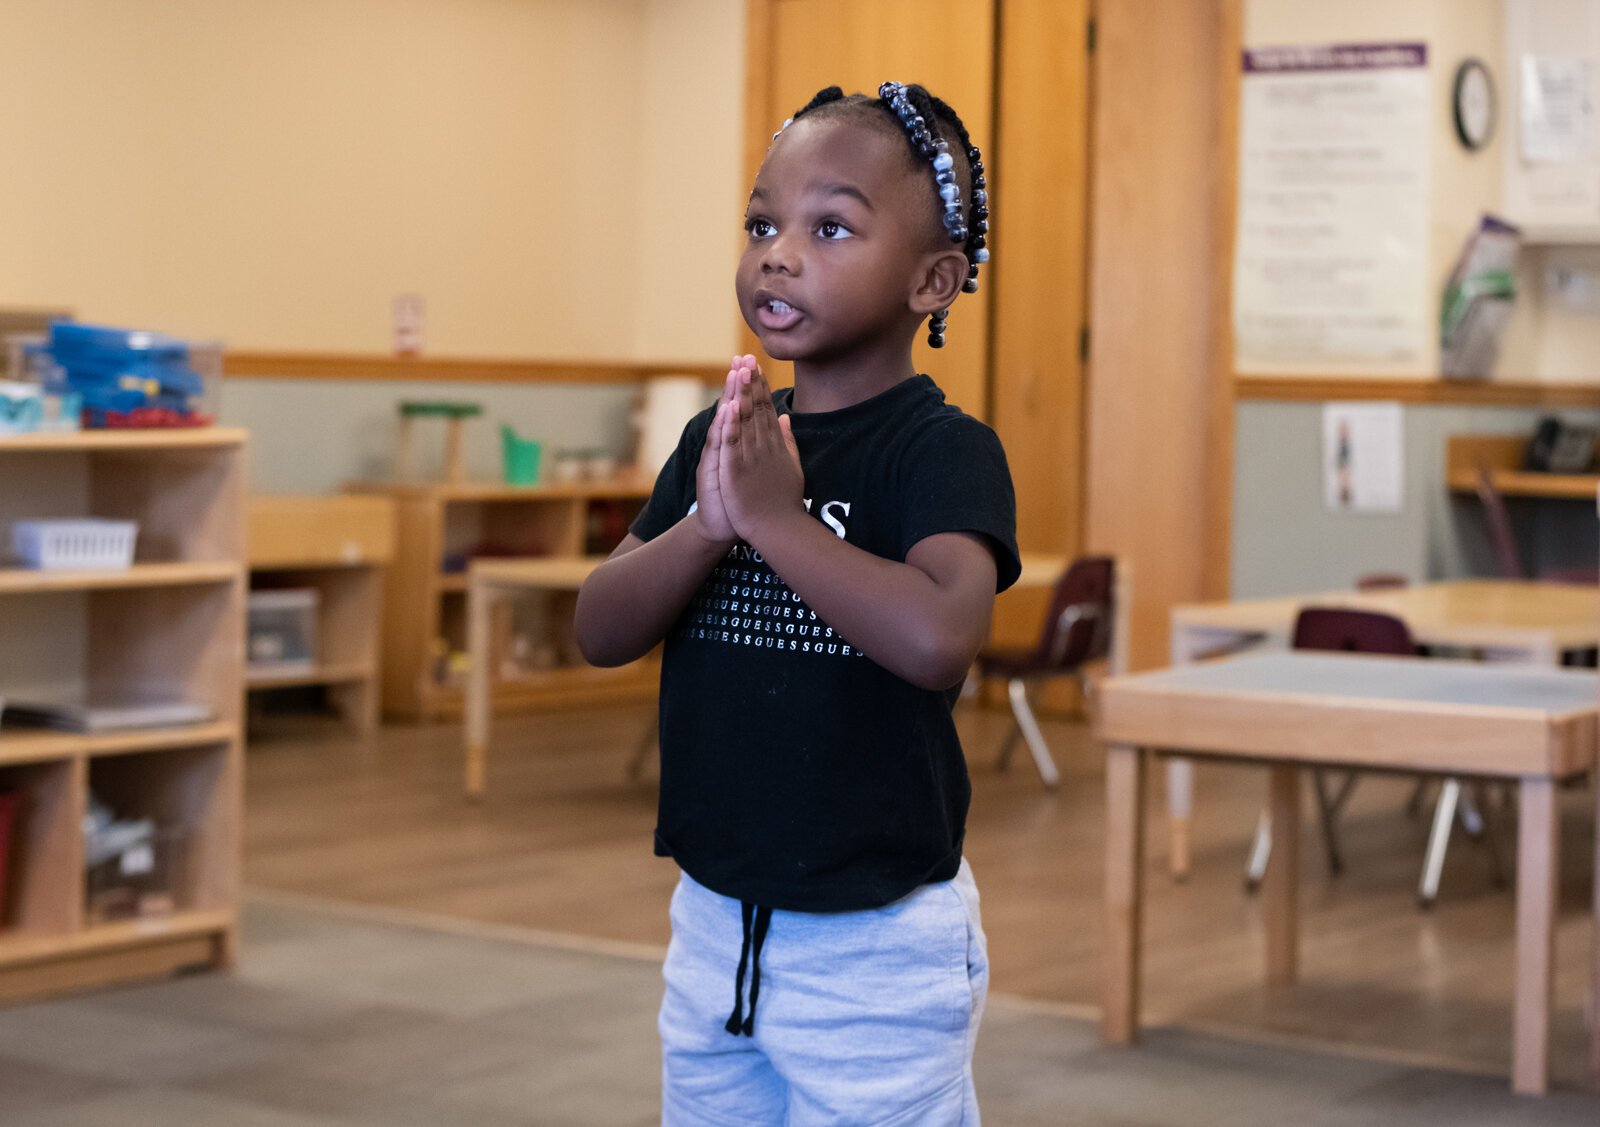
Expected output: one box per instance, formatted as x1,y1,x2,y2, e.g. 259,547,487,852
1513,777,1558,1096
1166,760,1193,880
1166,621,1200,880
1102,743,1146,1045
465,578,494,801
1264,765,1300,986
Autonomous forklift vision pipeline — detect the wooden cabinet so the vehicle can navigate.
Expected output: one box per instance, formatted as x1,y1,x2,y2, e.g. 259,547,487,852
247,495,396,731
0,428,245,1004
344,479,653,721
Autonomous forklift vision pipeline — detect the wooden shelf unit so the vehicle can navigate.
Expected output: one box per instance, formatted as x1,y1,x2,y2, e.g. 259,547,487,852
345,478,653,720
247,495,396,731
1445,434,1600,500
0,428,245,1004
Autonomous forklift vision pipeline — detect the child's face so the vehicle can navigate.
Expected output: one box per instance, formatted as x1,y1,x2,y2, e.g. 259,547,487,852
737,116,948,368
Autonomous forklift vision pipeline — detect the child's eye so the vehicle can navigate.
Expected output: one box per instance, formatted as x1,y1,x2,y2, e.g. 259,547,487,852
817,220,853,240
745,217,775,238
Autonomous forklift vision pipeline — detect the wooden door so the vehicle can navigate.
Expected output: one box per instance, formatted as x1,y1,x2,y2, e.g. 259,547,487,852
985,0,1093,673
743,0,996,418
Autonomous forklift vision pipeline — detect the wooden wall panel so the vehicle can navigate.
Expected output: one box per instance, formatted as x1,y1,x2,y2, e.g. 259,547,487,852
1084,0,1240,670
987,0,1092,659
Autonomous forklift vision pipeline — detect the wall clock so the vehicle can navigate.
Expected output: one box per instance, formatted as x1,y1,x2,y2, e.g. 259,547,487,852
1453,58,1496,151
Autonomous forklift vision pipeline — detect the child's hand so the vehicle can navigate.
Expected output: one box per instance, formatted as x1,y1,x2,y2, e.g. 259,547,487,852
718,356,803,543
692,360,742,545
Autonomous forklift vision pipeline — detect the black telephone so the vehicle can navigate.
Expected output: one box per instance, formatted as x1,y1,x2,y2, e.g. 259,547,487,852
1525,416,1598,474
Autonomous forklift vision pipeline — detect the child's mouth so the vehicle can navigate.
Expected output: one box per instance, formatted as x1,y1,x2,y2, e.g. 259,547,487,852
756,298,803,331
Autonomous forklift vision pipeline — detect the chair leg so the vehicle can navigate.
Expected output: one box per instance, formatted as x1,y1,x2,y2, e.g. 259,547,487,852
1312,770,1357,877
1007,678,1060,788
995,722,1021,772
1419,778,1461,907
1244,811,1272,892
1404,777,1430,818
1458,783,1485,837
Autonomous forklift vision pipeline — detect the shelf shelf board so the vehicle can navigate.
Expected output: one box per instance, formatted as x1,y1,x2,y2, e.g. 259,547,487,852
1446,467,1600,500
247,661,375,689
0,722,237,767
417,660,659,717
0,561,241,593
0,428,248,453
0,909,234,969
437,573,468,593
345,478,653,502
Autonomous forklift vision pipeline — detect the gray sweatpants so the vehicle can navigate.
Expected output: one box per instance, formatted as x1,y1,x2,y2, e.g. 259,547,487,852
659,860,987,1126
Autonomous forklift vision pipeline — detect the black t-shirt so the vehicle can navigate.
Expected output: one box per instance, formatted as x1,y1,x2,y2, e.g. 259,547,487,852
629,374,1020,912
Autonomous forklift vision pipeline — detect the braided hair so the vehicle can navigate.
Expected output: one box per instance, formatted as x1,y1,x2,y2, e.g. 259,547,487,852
774,83,989,349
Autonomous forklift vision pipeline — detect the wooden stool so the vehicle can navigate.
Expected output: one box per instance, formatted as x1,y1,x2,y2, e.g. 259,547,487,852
396,401,482,484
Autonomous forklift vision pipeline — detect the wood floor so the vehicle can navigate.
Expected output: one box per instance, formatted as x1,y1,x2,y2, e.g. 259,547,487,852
242,699,1599,1091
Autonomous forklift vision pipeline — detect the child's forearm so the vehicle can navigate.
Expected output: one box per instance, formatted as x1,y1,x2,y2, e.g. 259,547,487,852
574,513,735,666
746,514,994,691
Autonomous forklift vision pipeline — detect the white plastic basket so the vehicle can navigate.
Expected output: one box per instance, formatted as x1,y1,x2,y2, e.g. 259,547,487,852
12,520,138,570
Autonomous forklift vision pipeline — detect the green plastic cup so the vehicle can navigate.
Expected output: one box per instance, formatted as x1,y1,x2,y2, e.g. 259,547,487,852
501,424,542,485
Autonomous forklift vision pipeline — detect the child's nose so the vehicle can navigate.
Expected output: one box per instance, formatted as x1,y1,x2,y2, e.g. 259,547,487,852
760,230,800,275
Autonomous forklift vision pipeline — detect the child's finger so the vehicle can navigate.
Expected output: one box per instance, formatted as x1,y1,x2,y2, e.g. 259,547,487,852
707,400,725,457
736,360,756,426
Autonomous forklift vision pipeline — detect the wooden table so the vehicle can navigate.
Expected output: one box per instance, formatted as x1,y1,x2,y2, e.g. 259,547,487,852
463,551,1067,799
1096,651,1600,1095
464,557,610,798
1163,580,1600,876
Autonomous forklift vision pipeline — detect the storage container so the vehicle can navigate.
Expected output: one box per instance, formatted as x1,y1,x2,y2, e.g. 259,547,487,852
84,824,188,923
0,791,20,930
12,519,138,570
247,589,319,674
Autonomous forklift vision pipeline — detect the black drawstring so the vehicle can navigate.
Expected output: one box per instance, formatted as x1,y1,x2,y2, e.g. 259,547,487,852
724,901,773,1036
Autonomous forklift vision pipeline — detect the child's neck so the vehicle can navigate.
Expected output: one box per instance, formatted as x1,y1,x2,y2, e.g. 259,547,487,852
789,352,918,415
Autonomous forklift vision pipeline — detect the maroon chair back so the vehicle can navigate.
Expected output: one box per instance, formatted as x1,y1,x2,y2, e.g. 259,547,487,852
1474,464,1528,580
1034,556,1115,669
1292,607,1416,657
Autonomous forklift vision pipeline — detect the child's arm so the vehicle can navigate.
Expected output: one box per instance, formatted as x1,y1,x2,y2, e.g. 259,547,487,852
574,369,741,667
718,366,999,691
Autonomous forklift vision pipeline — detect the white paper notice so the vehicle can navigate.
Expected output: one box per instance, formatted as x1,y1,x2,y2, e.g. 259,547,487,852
1519,55,1598,163
1235,43,1432,372
1322,402,1404,513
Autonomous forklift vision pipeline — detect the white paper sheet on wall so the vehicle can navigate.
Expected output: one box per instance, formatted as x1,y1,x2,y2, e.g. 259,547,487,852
1520,55,1598,163
1322,402,1404,514
1504,0,1600,227
1234,43,1433,372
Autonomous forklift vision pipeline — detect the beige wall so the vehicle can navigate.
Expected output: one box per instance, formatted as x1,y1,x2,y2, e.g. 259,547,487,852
0,0,745,362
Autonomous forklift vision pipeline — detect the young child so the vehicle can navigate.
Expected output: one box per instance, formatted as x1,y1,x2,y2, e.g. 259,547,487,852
575,81,1019,1125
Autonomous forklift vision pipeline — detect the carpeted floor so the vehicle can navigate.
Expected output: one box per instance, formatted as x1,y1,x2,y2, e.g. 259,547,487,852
0,894,1594,1127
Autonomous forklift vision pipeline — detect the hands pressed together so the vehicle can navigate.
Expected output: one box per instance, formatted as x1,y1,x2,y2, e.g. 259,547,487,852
694,355,804,547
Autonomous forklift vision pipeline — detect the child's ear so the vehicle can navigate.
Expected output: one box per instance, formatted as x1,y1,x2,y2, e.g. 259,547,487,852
908,249,969,315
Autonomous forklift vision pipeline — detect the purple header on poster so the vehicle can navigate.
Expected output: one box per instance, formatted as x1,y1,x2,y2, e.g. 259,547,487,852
1243,42,1427,74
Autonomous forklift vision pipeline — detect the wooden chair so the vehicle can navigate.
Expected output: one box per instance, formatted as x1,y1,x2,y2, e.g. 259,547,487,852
1244,606,1506,905
974,556,1117,788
